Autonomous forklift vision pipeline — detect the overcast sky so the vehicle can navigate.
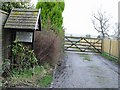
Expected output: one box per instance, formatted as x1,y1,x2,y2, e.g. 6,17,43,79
31,0,119,37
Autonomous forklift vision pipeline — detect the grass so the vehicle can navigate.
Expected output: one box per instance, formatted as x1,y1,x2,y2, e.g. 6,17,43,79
80,53,91,61
0,65,3,88
100,52,118,64
39,74,53,88
3,63,53,88
0,77,2,88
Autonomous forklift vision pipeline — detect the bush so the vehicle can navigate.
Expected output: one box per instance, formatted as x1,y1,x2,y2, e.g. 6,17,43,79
10,41,38,71
34,30,63,66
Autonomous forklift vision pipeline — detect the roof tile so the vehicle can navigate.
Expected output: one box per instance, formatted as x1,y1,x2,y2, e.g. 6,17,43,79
4,8,41,30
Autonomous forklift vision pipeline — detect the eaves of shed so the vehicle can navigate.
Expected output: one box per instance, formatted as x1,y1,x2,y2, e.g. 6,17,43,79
4,8,41,31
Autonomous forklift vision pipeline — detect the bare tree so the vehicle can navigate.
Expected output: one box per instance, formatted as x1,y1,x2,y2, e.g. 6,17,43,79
112,23,120,39
92,10,110,38
117,23,120,39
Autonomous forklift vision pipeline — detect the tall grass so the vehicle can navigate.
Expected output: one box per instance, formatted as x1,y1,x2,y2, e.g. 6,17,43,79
34,30,63,66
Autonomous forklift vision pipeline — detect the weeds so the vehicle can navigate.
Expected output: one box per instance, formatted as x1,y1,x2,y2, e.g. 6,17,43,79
2,41,53,88
34,30,63,66
3,64,53,88
39,74,52,88
80,54,91,61
100,52,118,64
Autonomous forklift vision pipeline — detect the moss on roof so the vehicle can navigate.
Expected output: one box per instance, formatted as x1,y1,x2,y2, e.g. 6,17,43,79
4,8,41,30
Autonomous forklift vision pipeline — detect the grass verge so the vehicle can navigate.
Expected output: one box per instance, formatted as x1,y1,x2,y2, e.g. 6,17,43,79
39,74,52,87
100,52,118,64
2,63,53,88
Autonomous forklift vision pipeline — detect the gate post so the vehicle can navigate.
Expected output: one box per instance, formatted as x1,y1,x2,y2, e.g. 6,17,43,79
118,2,120,64
118,1,120,89
101,38,103,53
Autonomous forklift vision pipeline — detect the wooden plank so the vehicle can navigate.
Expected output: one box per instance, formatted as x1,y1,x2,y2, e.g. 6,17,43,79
7,20,36,23
9,14,37,17
64,44,102,49
64,49,83,52
64,46,101,50
64,49,100,53
12,8,39,12
5,23,35,26
8,17,37,20
64,40,102,44
4,25,35,29
65,43,102,47
65,36,102,40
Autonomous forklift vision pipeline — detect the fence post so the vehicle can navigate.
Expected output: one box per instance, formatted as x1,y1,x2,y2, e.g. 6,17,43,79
109,39,112,56
118,2,120,89
118,39,120,61
118,39,120,64
101,38,103,53
118,2,120,64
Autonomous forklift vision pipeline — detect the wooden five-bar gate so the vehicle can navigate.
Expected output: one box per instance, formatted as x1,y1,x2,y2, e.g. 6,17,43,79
64,36,102,53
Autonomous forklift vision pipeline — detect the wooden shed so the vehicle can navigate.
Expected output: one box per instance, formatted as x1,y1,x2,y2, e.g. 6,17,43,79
4,8,41,46
3,8,41,59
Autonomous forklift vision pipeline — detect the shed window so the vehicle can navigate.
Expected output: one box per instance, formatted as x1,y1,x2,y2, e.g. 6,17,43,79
16,32,33,43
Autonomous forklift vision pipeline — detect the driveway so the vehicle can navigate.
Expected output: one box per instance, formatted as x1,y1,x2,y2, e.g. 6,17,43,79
51,51,118,88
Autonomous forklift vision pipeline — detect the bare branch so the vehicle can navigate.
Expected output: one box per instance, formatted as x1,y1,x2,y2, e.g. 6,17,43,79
93,15,100,21
102,18,109,26
92,10,110,38
92,20,101,32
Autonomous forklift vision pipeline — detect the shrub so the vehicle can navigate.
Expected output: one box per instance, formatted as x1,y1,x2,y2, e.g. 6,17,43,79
34,30,63,66
10,40,38,71
36,2,65,35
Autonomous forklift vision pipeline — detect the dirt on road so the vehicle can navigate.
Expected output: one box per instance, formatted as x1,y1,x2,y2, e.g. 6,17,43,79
51,52,118,88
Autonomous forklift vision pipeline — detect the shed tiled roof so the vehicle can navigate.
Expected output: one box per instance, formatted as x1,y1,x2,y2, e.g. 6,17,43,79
4,8,41,30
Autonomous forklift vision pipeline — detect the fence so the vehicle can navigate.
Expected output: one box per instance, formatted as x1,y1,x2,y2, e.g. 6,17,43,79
64,36,119,59
102,38,119,59
64,36,102,53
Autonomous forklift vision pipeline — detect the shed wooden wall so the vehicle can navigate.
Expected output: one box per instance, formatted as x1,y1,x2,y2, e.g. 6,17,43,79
0,10,8,75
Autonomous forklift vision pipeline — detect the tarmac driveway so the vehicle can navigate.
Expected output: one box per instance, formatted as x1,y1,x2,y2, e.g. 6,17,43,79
51,51,118,88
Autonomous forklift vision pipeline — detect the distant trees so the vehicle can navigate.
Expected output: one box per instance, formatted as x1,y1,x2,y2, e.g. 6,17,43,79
36,1,64,35
92,10,110,38
0,1,33,13
118,24,120,39
86,34,91,38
